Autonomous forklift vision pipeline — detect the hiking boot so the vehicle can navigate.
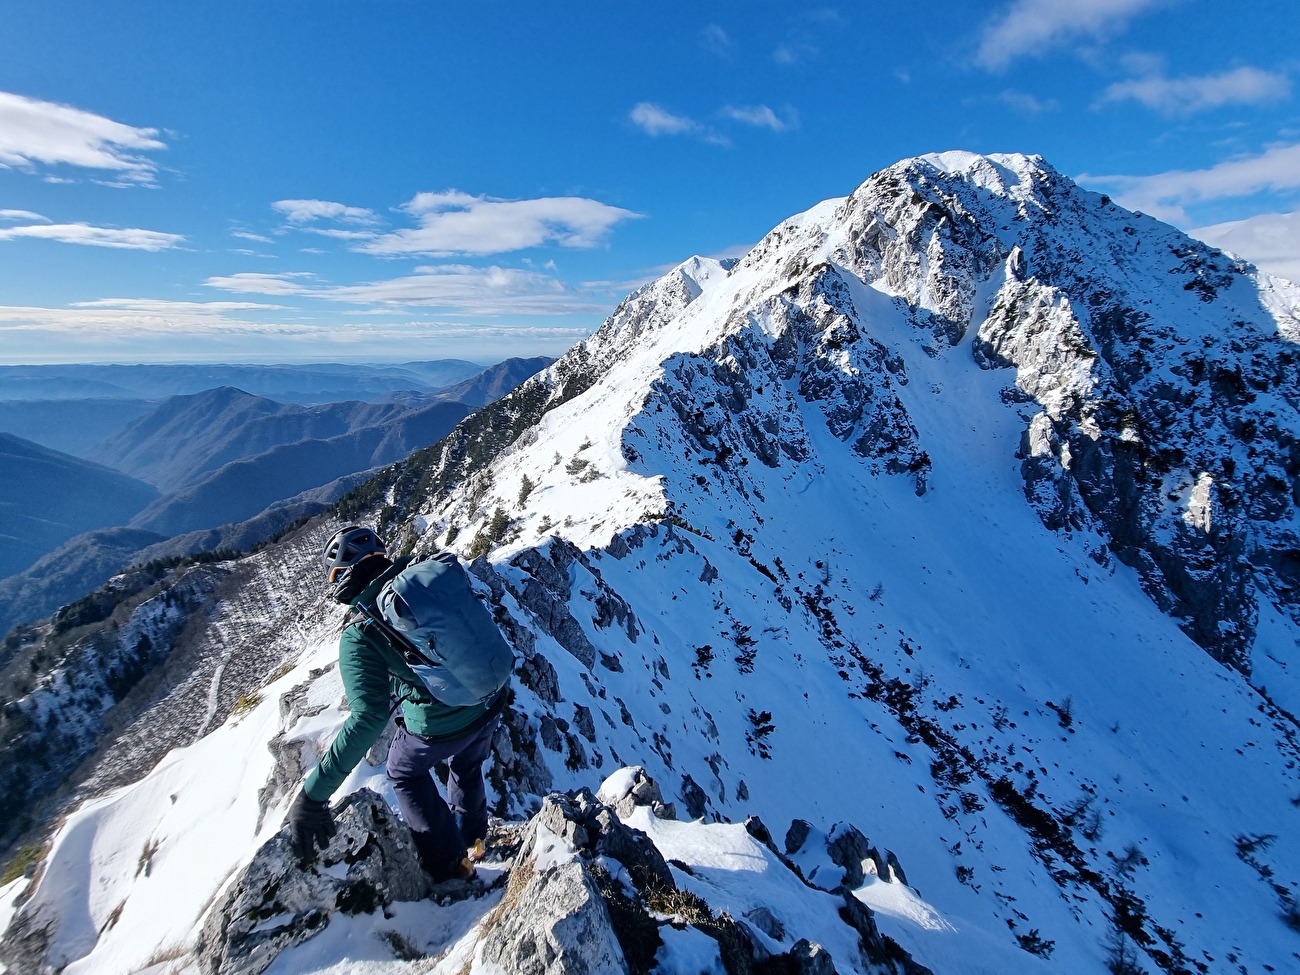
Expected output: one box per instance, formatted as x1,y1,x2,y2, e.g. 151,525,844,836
453,855,477,881
424,850,477,884
442,855,477,882
466,838,486,863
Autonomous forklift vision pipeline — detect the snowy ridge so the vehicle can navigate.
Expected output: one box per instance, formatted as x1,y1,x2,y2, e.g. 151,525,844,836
3,152,1298,975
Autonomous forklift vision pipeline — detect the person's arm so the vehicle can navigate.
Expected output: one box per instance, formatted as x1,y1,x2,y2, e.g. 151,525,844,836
302,627,393,801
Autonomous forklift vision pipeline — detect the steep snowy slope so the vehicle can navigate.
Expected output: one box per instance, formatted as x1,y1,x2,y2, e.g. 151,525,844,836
3,152,1297,975
391,151,1300,972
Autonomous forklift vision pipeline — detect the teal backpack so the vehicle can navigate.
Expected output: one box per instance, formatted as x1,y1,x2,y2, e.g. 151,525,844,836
360,553,514,707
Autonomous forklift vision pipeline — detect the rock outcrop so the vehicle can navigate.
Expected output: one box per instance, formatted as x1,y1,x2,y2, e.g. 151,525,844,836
194,790,432,975
479,774,931,975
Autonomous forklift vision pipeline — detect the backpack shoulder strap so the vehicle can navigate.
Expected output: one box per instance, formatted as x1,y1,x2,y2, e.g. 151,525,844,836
352,599,425,666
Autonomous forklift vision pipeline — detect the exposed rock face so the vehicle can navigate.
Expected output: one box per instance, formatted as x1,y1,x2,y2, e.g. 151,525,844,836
0,901,53,975
256,665,334,830
478,857,632,975
194,790,431,975
478,778,931,975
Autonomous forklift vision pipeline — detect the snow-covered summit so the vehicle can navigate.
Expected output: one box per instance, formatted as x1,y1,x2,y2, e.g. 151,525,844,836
424,147,1297,672
911,149,1051,195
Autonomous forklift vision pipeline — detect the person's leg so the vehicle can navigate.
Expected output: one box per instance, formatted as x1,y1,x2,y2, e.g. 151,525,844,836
446,716,501,847
385,725,464,879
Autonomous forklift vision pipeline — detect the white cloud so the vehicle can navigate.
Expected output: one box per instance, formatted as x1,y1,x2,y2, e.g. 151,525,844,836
272,199,379,225
1080,142,1300,223
998,89,1058,114
0,300,294,339
632,102,794,143
204,272,319,296
0,222,185,250
303,226,380,241
699,24,734,58
0,90,166,184
231,229,273,243
206,263,615,316
358,193,640,258
1192,211,1300,284
0,301,590,363
630,102,699,137
70,298,287,313
720,104,796,132
0,209,49,223
1099,66,1291,114
773,39,819,65
976,0,1169,71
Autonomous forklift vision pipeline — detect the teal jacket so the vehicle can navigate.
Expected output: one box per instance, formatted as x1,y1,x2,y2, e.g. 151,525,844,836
302,558,507,802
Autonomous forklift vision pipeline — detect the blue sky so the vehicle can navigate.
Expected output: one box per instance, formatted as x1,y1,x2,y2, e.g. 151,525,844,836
1,0,1297,365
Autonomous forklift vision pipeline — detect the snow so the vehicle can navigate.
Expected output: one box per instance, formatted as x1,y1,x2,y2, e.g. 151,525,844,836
531,821,580,873
626,809,868,967
651,924,725,974
260,893,502,975
852,877,952,933
596,765,640,805
15,654,310,975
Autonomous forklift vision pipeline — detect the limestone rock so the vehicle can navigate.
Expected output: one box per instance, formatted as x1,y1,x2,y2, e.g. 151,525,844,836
478,859,631,975
597,765,676,821
194,790,431,975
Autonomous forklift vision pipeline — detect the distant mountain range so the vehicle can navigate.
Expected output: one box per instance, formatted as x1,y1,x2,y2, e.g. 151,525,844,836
0,359,486,404
0,435,158,579
0,356,552,640
0,399,155,457
124,399,473,536
85,387,425,493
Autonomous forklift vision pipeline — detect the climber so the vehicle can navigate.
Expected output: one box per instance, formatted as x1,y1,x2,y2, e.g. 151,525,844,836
285,526,511,883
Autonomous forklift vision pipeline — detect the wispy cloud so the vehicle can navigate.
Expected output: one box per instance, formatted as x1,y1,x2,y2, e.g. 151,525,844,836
231,229,273,243
1080,142,1300,223
0,300,296,342
631,102,796,143
70,298,287,313
0,90,166,185
630,102,700,137
206,263,615,316
699,24,734,59
272,198,380,225
205,271,320,296
0,209,49,223
976,0,1169,71
1099,66,1291,115
773,39,819,65
0,301,589,363
720,104,798,132
0,222,185,250
357,192,640,258
998,89,1058,114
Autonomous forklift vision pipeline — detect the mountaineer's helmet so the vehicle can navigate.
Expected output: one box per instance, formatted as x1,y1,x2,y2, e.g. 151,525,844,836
321,526,388,602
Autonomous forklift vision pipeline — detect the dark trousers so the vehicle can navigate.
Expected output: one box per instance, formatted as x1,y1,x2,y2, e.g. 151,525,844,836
385,715,500,879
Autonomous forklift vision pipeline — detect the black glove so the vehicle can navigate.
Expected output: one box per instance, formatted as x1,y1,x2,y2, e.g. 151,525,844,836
286,790,336,862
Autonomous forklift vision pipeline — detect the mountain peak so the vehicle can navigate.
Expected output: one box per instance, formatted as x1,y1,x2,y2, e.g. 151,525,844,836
430,149,1298,671
910,149,1048,179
